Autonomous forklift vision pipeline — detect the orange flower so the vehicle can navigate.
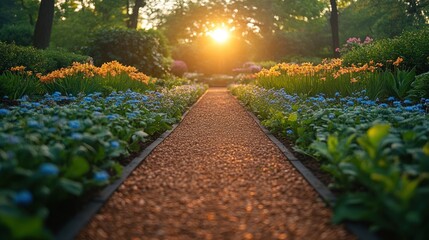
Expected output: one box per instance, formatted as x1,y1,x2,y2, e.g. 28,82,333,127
393,57,404,66
10,66,26,72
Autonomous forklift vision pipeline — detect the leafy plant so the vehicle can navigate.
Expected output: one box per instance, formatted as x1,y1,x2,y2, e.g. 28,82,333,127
87,28,170,78
230,84,429,239
385,68,416,100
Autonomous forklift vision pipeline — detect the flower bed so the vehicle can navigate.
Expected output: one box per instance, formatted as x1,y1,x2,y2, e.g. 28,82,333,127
0,84,207,239
230,84,429,239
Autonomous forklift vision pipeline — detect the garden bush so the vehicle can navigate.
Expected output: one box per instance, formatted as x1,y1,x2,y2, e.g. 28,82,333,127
342,27,429,74
87,28,170,78
0,24,33,46
0,42,90,74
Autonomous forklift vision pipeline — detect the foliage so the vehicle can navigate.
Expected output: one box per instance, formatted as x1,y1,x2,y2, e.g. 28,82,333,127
230,84,429,239
0,24,33,46
342,27,429,74
255,58,415,100
0,42,90,74
0,67,43,99
409,72,429,99
87,28,170,78
0,84,207,239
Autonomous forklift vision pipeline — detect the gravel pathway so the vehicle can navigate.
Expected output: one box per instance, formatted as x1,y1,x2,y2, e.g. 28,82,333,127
77,88,354,240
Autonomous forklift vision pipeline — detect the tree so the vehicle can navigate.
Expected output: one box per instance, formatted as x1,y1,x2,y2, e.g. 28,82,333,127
128,0,147,29
329,0,340,57
33,0,54,49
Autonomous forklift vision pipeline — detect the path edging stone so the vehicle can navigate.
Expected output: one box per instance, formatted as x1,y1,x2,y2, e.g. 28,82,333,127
231,92,379,240
55,90,208,240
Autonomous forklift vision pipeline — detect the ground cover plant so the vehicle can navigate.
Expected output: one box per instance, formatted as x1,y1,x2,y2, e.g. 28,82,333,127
230,83,429,239
0,63,207,238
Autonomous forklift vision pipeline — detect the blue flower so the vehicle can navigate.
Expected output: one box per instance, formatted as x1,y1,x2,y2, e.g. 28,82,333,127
379,103,388,108
92,111,103,117
393,101,402,107
7,135,20,144
68,120,81,129
328,113,335,119
107,114,118,120
346,101,354,106
13,190,33,205
142,95,149,102
126,100,140,105
27,120,40,128
83,97,94,103
404,106,413,111
335,92,340,97
0,108,10,116
127,112,137,119
110,140,120,148
403,99,412,105
39,163,59,176
52,91,62,97
71,133,83,140
286,129,293,135
94,171,109,182
387,96,395,101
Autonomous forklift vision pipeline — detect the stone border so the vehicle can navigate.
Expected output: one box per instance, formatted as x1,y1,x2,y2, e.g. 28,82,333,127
55,90,208,240
232,93,379,240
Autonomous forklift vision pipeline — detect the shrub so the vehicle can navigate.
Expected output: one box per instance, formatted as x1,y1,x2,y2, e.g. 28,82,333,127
408,72,429,99
0,24,33,46
342,28,429,74
170,60,188,77
87,28,170,78
0,42,90,74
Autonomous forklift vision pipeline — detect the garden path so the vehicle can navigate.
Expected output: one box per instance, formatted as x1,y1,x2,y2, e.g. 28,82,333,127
77,88,354,240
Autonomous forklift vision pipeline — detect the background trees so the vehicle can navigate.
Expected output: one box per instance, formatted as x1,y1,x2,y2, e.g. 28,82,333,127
0,0,427,73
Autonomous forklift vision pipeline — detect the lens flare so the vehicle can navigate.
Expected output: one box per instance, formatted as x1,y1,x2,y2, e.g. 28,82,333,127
209,28,229,43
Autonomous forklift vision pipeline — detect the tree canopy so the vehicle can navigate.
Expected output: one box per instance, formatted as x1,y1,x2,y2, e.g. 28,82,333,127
1,0,427,72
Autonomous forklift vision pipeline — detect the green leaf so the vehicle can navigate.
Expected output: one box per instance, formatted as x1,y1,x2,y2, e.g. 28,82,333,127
59,178,83,196
288,112,298,122
64,157,90,179
367,124,390,146
333,194,373,223
423,142,429,156
0,207,51,239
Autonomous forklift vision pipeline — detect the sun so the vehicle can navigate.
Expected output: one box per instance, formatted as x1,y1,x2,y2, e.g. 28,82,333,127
209,28,229,43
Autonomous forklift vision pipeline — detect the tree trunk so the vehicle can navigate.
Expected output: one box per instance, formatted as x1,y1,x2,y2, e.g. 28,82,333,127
329,0,340,58
33,0,55,49
128,0,146,29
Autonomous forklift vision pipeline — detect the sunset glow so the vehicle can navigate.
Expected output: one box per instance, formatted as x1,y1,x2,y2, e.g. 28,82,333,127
209,28,230,43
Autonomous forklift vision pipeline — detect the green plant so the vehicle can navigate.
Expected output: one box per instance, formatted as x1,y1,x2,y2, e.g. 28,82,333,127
0,84,207,239
0,71,44,99
230,84,429,239
385,68,416,100
0,24,33,46
0,42,90,74
342,27,429,74
87,28,170,78
408,72,429,99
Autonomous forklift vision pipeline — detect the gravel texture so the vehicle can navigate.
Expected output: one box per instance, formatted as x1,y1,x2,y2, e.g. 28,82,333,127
77,88,354,240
